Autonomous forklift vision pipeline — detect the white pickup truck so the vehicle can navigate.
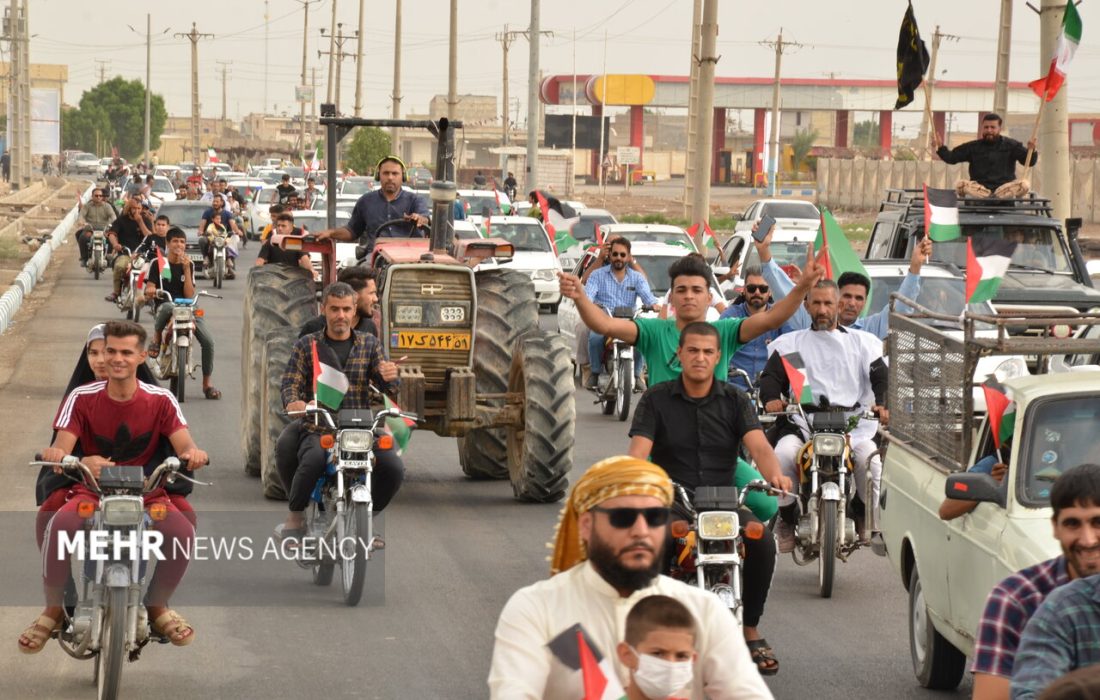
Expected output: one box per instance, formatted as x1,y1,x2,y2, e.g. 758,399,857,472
878,303,1100,690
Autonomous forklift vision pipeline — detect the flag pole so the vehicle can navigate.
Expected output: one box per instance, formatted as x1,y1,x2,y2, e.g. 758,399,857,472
1022,98,1046,182
921,79,934,160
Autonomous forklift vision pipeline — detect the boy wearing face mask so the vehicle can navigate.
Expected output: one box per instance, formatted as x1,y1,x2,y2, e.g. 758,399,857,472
617,595,698,700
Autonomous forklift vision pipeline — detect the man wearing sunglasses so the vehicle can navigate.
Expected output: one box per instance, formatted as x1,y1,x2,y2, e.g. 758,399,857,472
489,456,772,699
628,322,789,677
720,266,793,392
77,189,117,266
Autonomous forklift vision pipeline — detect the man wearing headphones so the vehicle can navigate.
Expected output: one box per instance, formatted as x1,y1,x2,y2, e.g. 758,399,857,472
314,156,429,256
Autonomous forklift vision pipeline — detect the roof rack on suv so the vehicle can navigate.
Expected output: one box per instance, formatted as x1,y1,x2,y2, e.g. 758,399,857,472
880,188,1054,219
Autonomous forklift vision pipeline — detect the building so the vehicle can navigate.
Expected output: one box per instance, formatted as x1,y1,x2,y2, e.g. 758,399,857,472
0,62,67,114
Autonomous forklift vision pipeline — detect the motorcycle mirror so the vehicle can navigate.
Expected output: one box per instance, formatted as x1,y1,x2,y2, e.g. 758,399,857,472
670,520,691,539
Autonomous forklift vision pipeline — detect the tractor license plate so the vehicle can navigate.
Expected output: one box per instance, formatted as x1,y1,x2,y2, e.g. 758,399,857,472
390,331,471,351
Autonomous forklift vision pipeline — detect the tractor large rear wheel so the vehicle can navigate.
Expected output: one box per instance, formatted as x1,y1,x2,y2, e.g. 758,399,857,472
505,331,575,502
259,327,299,500
241,266,314,476
459,269,539,480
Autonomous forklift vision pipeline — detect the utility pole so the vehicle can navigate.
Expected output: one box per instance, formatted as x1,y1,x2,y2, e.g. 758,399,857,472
310,67,318,152
688,0,719,238
354,0,365,117
391,0,402,154
319,23,357,116
264,0,269,114
760,29,802,198
94,59,110,85
128,16,168,169
526,0,541,191
175,23,213,165
448,0,458,121
1036,0,1071,220
326,0,337,104
917,27,958,159
295,0,316,163
993,0,1013,118
217,61,231,136
683,0,702,216
7,0,29,188
496,25,524,146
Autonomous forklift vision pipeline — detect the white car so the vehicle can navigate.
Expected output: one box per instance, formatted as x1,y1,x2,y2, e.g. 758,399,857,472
338,177,375,205
557,241,691,361
97,158,114,177
454,220,482,240
69,152,100,175
713,227,818,298
479,216,562,311
572,223,697,274
733,199,820,237
293,210,354,276
147,176,178,207
458,189,513,228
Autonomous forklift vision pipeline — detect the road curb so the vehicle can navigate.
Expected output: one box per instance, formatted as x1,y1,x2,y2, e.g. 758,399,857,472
0,183,93,335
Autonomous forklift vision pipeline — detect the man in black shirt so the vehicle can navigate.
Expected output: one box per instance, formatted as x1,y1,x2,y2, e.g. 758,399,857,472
299,266,378,338
135,214,170,260
256,213,313,271
935,112,1038,198
628,321,789,676
144,227,220,399
275,174,297,204
105,198,153,302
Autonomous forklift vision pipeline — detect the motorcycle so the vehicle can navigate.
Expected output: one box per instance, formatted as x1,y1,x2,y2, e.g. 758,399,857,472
27,455,209,700
287,404,418,607
88,230,108,281
208,227,229,289
115,248,145,323
590,305,653,421
668,480,786,623
765,403,878,598
150,289,221,403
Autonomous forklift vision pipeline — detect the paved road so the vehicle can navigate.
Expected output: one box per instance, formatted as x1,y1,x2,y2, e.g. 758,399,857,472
0,240,971,698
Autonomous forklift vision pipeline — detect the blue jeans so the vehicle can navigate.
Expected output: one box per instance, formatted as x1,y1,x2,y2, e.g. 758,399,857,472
589,332,642,378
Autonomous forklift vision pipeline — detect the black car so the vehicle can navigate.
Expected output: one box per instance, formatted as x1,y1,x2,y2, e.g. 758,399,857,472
155,200,214,274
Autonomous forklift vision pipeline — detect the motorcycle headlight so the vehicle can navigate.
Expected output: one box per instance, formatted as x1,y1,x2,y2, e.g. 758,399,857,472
813,434,846,457
213,236,226,247
698,511,739,540
101,496,144,526
172,306,193,322
338,429,373,452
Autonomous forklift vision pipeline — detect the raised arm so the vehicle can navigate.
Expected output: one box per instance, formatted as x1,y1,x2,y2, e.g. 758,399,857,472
559,272,639,344
740,245,823,343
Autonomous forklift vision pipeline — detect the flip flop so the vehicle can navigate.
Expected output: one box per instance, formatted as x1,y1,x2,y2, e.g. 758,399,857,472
747,638,779,676
147,341,159,358
151,609,194,647
17,615,60,654
203,387,221,400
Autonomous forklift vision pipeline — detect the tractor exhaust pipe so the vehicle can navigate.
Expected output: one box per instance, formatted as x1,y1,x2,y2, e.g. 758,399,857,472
429,181,457,254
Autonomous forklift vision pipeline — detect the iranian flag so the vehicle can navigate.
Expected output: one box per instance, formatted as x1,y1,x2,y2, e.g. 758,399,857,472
780,352,814,404
1029,1,1083,102
982,377,1016,448
156,246,172,282
966,237,1018,304
547,624,626,700
383,395,415,455
815,209,872,313
686,221,718,250
308,146,321,173
923,185,962,242
311,339,349,410
207,147,220,164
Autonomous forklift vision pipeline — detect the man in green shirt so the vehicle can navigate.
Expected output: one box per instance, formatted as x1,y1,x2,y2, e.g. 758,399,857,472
558,250,822,382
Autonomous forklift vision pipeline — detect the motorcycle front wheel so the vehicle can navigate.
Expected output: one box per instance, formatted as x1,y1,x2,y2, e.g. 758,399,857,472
818,499,838,599
175,346,188,403
95,586,126,700
214,257,224,289
307,501,335,586
93,254,101,280
615,357,633,422
340,501,370,606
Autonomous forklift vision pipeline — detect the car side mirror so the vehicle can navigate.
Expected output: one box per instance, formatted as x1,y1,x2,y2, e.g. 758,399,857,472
945,472,1006,508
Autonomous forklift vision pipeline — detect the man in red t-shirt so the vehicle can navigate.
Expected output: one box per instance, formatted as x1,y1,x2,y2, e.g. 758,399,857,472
18,321,208,654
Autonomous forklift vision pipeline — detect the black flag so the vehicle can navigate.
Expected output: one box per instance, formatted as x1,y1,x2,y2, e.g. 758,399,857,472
894,1,930,109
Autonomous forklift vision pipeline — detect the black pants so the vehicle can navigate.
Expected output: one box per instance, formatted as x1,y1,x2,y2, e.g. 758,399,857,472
668,505,776,629
276,421,405,513
77,230,92,262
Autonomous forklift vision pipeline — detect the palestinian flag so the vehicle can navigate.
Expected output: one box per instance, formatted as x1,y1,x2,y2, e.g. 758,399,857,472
780,352,814,404
383,395,414,455
156,247,171,282
815,208,872,314
1030,1,1083,102
982,377,1016,448
923,185,962,242
966,237,1017,304
554,227,582,256
547,624,627,700
534,191,556,235
311,339,349,410
686,221,718,250
894,1,930,110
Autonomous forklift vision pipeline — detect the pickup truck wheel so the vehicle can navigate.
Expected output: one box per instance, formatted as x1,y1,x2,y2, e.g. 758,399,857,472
908,567,966,689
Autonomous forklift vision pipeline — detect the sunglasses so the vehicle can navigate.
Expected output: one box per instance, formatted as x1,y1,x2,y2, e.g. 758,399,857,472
745,284,769,294
610,252,628,259
590,506,671,529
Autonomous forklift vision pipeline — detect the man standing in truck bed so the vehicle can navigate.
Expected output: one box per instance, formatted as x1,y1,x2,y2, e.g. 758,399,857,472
934,112,1037,199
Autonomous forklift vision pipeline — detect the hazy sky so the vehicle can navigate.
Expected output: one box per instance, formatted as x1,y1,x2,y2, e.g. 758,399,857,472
25,0,1100,126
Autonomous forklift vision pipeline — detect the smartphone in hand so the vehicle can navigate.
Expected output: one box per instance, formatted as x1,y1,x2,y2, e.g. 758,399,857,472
753,213,776,243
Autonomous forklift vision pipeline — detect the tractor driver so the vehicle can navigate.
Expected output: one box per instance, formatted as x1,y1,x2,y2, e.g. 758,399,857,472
313,156,429,258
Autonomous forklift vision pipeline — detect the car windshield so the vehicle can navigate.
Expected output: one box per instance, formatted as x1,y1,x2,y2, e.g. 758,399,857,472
743,241,811,271
160,205,207,230
573,215,616,241
1019,394,1100,506
618,230,694,248
866,274,996,329
760,202,819,220
284,166,305,179
463,195,503,217
929,225,1072,274
488,223,551,252
151,179,174,194
633,255,677,296
292,212,350,232
341,180,372,196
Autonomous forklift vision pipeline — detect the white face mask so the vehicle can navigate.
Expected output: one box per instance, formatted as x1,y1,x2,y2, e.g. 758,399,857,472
630,647,695,699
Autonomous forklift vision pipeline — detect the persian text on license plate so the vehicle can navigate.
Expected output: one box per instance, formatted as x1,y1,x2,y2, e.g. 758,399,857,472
390,331,471,351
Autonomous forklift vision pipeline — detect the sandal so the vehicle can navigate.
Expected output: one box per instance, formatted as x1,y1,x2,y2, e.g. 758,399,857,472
747,639,779,676
203,386,221,400
151,609,194,647
147,341,159,358
18,614,60,654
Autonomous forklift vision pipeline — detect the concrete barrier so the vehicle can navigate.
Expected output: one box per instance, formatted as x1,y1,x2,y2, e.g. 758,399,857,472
0,183,93,335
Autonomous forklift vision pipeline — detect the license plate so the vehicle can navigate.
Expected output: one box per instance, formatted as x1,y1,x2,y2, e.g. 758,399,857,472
390,331,471,351
189,253,204,262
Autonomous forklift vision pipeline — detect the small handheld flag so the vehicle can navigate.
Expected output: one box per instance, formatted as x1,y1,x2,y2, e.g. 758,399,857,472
966,238,1017,304
981,377,1016,449
923,185,962,242
311,339,349,410
546,624,627,700
686,221,718,251
780,352,814,404
156,247,172,282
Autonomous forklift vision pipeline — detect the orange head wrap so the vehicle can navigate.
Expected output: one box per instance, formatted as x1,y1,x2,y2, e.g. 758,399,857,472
549,456,673,576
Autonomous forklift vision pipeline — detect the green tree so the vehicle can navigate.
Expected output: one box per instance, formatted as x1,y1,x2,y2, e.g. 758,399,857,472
61,77,167,159
345,127,391,174
791,128,819,172
853,119,880,148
